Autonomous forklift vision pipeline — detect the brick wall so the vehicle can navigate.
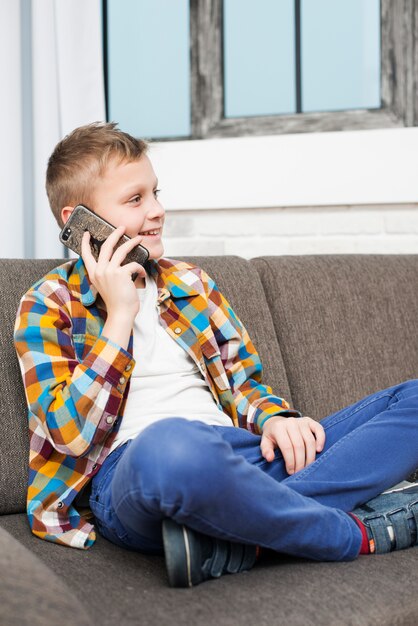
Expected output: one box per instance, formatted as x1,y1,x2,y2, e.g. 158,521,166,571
162,204,418,258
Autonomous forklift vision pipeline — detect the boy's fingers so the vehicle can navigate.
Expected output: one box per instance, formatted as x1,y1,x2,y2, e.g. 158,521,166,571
80,231,95,274
275,430,296,474
260,417,325,475
96,225,126,268
122,262,147,278
260,436,275,462
109,234,146,267
300,425,317,466
310,420,326,452
286,424,307,473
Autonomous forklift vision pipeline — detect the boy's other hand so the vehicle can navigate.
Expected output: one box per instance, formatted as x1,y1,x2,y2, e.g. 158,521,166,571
260,415,326,475
81,226,146,322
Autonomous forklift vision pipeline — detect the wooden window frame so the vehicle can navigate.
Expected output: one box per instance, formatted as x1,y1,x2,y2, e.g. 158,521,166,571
190,0,418,139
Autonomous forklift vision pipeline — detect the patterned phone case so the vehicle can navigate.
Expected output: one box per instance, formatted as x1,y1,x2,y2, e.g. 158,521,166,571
59,204,149,266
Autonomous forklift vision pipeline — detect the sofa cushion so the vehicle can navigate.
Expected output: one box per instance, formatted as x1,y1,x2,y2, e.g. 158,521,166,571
0,256,293,514
2,513,418,626
253,255,418,420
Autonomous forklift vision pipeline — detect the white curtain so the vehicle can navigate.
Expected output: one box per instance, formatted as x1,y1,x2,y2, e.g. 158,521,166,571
0,0,24,258
1,0,105,259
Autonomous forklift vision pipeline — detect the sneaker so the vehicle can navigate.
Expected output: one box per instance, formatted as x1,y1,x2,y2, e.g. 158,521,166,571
162,518,257,587
352,482,418,554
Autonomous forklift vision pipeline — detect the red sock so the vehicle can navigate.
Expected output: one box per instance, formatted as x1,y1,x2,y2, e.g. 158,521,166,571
349,513,374,554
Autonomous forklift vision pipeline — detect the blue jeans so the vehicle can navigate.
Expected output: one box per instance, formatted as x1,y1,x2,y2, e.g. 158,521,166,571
89,379,418,561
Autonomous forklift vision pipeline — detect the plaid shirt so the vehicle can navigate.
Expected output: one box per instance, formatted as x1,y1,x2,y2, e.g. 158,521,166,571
14,256,299,550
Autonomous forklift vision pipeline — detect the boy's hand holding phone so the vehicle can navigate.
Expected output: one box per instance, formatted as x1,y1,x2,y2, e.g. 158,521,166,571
81,226,146,350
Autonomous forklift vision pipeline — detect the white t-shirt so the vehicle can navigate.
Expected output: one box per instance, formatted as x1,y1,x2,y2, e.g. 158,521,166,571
109,272,232,452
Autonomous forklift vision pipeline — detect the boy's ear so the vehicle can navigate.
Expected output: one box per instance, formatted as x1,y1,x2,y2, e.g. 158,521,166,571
61,206,74,225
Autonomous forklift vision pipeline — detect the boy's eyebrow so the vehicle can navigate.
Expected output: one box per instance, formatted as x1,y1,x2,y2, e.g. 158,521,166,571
123,178,159,196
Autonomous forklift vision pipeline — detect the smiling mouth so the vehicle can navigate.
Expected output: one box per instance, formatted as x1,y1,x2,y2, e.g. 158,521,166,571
138,228,161,237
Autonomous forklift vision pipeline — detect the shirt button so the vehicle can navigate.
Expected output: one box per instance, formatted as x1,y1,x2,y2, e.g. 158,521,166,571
92,464,98,471
124,364,132,372
106,416,114,424
119,376,125,384
57,501,64,509
174,327,182,334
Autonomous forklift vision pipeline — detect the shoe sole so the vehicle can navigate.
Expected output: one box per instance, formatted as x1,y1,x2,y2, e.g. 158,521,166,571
383,481,417,494
162,519,192,588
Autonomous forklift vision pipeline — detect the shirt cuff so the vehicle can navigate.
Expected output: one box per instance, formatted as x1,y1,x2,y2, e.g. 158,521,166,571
274,410,303,418
83,335,135,390
255,408,302,433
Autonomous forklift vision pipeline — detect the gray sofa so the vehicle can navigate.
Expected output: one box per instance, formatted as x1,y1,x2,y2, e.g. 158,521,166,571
1,254,418,626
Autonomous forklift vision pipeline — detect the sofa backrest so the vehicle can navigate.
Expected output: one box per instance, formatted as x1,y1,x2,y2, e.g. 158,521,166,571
0,256,292,514
0,259,64,514
254,255,418,420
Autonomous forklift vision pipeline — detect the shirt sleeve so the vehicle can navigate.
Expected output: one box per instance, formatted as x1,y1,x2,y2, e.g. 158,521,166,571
13,286,135,458
201,269,301,434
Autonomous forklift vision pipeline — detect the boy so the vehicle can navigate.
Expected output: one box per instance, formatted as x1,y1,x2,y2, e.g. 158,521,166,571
14,122,418,588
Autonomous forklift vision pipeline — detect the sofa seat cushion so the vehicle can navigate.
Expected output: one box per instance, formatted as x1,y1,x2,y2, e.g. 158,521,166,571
2,513,418,626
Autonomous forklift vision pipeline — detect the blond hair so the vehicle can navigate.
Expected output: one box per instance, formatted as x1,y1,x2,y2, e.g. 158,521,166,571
46,121,148,228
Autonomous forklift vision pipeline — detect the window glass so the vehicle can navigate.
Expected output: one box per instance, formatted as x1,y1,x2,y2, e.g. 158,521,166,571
301,0,380,112
223,0,296,117
107,0,190,138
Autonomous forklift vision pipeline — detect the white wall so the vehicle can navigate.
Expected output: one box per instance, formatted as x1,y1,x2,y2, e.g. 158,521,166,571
161,204,418,258
152,127,418,209
151,127,418,258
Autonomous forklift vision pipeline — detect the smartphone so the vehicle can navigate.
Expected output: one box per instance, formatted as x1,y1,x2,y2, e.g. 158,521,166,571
59,204,150,267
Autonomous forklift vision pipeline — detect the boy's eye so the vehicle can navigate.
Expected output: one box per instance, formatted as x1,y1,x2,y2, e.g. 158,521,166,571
129,194,141,203
154,188,161,199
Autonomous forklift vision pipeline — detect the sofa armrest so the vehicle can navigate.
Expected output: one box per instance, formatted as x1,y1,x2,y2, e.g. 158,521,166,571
0,525,90,625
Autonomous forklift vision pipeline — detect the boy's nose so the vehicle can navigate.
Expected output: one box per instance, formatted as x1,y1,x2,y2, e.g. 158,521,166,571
146,197,165,218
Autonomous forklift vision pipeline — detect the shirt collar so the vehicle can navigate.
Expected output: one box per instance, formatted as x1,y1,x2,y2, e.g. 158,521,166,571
148,258,201,303
69,256,200,307
68,257,98,306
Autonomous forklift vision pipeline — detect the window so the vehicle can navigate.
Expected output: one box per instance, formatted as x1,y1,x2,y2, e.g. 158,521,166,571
223,0,380,118
104,0,191,139
103,0,417,139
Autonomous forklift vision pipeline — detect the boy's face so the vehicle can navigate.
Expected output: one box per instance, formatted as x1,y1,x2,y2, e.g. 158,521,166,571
62,154,165,260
